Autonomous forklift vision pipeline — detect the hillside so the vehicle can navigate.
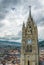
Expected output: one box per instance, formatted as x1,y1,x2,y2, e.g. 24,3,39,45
0,40,44,48
39,41,44,47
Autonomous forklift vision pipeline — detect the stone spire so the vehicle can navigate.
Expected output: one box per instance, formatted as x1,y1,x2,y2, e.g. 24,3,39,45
27,6,32,23
29,6,31,18
26,6,32,26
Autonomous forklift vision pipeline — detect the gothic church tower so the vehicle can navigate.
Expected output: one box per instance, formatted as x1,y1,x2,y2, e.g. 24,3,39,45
20,6,39,65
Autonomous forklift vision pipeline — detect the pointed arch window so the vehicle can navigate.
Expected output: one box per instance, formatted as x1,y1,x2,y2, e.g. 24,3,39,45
28,60,30,65
29,45,32,52
30,26,31,28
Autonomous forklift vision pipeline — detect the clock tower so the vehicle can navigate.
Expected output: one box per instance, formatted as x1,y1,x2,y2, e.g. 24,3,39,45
20,6,39,65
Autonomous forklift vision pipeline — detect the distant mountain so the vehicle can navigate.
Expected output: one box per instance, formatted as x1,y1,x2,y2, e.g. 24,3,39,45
0,40,44,47
0,40,21,46
39,40,44,47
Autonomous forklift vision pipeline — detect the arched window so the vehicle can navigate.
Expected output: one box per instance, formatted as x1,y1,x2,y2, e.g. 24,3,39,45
29,45,32,52
28,60,30,65
30,26,31,28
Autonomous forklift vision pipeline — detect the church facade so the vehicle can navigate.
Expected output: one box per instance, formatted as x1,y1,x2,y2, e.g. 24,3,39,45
20,7,39,65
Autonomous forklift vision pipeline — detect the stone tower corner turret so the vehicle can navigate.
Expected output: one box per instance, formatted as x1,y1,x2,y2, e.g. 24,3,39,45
22,22,25,36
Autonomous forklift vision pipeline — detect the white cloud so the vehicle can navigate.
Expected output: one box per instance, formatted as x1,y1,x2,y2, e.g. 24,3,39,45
0,0,44,42
38,26,44,40
40,0,44,6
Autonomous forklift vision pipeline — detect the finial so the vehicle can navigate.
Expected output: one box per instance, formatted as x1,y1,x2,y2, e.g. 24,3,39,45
29,6,31,18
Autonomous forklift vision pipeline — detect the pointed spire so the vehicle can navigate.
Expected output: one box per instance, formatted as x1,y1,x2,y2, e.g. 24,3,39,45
29,6,31,18
23,22,25,28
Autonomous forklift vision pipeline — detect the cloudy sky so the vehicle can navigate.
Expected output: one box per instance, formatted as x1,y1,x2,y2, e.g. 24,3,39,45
0,0,44,42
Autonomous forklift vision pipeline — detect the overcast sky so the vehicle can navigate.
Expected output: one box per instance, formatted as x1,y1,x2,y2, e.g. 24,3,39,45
0,0,44,42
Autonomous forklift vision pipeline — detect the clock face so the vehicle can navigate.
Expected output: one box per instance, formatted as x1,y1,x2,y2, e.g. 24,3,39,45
27,39,32,44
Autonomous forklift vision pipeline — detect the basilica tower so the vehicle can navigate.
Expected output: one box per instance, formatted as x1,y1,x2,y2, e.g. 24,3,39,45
20,6,39,65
